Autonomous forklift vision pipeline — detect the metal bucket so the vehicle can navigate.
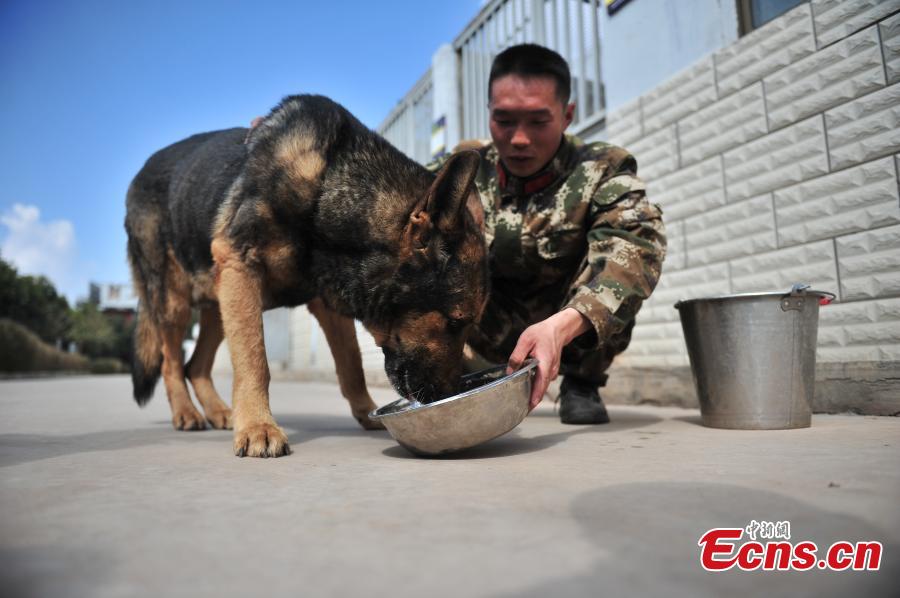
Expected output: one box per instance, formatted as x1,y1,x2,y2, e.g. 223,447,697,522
674,285,835,430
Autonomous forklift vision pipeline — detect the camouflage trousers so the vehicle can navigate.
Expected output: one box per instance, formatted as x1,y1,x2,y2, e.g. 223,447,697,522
463,290,637,388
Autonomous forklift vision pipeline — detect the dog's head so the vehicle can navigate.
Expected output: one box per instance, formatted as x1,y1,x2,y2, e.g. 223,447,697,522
365,151,488,403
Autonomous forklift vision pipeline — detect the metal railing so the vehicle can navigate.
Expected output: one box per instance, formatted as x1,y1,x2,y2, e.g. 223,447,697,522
456,0,605,140
379,70,434,164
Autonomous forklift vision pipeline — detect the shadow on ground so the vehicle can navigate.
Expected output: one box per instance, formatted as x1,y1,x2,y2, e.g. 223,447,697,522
0,412,387,467
0,425,224,468
492,481,900,598
0,407,670,467
380,407,664,460
0,544,113,598
278,412,392,446
673,414,704,426
492,482,900,598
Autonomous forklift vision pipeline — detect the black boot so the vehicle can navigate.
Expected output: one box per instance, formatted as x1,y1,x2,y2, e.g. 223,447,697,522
558,377,610,425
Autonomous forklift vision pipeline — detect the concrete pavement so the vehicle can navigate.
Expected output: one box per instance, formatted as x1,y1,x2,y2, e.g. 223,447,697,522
1,375,898,597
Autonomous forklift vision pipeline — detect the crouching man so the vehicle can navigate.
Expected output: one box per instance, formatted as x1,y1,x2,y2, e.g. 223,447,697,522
441,44,667,424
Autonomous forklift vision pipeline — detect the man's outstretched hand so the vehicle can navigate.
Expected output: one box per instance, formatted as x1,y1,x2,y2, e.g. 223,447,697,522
506,308,592,410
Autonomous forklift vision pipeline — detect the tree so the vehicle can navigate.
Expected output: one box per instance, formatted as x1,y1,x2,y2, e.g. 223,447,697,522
0,257,71,343
68,302,117,358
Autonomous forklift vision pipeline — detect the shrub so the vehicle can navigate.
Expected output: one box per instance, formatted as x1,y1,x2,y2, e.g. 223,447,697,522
0,318,89,373
88,357,128,374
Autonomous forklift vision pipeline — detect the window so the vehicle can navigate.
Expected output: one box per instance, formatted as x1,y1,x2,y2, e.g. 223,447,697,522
737,0,807,35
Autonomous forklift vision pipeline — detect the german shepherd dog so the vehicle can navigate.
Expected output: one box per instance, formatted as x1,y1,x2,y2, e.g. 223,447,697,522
125,95,488,457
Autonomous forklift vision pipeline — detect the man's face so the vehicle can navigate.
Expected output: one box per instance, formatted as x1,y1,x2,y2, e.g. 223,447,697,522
488,74,575,178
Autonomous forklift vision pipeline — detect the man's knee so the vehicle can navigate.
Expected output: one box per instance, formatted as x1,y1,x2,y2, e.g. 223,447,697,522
560,319,636,387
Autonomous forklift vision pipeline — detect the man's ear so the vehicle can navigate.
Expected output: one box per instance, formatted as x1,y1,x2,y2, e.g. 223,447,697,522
564,102,575,129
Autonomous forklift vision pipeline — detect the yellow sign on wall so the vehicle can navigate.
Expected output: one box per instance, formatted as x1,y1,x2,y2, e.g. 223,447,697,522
605,0,631,16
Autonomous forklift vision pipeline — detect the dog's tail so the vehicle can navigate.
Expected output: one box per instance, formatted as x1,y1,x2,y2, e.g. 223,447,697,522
125,179,167,406
131,305,162,405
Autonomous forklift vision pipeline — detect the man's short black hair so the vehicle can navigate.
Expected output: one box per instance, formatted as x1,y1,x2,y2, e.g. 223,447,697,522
488,44,571,104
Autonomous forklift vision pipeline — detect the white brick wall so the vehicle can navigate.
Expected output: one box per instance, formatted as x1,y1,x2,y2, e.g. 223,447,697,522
836,224,900,301
641,57,718,133
729,239,839,294
611,4,900,366
774,156,900,247
882,12,900,85
678,82,767,166
645,155,725,222
811,0,900,49
645,263,732,311
620,321,688,368
825,82,900,170
715,4,816,98
684,193,777,267
629,125,679,181
818,297,900,361
606,97,643,148
634,288,681,325
722,115,829,201
663,219,686,272
764,26,885,131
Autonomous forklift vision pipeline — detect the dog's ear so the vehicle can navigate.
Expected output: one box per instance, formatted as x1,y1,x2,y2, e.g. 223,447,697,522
466,188,485,232
429,150,482,234
408,151,481,248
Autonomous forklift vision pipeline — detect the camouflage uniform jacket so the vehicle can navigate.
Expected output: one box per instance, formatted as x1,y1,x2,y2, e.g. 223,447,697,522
436,134,666,357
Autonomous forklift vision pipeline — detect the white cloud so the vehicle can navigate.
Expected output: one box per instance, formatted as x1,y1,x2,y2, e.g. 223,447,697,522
1,203,85,303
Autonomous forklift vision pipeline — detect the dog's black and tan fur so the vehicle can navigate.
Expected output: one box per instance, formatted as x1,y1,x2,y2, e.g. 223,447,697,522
125,94,488,457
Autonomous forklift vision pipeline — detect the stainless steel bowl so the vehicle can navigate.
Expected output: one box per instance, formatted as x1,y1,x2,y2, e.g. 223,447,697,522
369,359,538,456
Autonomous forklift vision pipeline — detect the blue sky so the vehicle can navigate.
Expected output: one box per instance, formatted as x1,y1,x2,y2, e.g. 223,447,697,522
0,0,480,302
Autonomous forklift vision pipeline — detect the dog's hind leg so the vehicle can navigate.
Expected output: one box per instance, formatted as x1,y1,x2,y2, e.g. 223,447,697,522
307,298,385,431
162,324,206,430
186,306,233,429
161,253,207,431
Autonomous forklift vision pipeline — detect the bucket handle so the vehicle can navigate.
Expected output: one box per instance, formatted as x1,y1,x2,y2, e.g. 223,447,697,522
781,284,836,311
816,291,836,306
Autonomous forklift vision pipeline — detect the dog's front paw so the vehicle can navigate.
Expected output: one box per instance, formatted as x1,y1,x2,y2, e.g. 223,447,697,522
205,408,233,430
233,423,291,458
172,407,207,431
354,408,386,431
